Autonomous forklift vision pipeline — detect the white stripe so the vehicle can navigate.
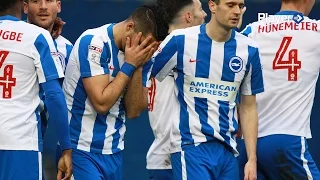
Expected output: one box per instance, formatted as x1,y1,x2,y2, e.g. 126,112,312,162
77,98,97,152
38,152,42,180
181,151,187,180
301,137,313,180
208,42,225,142
184,33,206,143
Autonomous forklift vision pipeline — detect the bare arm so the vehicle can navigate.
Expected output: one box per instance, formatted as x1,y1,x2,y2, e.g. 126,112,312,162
239,94,257,161
124,41,157,118
124,67,149,118
83,73,130,115
84,33,157,115
239,94,258,180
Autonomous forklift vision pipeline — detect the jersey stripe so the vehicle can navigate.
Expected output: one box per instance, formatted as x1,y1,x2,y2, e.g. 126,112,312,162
34,34,60,82
195,32,214,142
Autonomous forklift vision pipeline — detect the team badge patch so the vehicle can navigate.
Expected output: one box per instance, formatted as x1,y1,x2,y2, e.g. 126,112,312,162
229,56,243,73
88,45,103,64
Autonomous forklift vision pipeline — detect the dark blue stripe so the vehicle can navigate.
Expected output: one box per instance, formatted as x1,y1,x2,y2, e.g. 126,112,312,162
194,33,214,141
53,39,58,50
65,44,73,66
248,46,264,94
34,34,59,81
241,26,252,37
36,108,43,152
151,36,178,78
90,114,109,153
175,35,194,148
78,35,94,77
218,31,237,146
101,41,110,74
142,60,153,87
231,107,238,138
69,79,87,147
107,24,120,76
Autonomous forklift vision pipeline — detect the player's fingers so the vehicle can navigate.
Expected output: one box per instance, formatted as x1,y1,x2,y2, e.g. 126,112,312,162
125,37,131,50
133,32,142,47
141,41,158,55
62,169,72,180
57,169,63,180
138,35,153,49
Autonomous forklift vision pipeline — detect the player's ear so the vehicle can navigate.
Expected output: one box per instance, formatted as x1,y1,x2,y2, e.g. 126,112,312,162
208,0,217,14
23,1,28,14
125,21,136,34
56,0,61,13
185,11,193,24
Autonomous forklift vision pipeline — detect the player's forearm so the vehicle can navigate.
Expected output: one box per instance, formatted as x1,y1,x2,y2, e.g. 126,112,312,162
124,67,148,119
97,72,131,114
239,103,258,161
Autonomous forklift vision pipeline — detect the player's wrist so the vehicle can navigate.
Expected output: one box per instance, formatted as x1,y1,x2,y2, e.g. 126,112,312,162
121,62,136,77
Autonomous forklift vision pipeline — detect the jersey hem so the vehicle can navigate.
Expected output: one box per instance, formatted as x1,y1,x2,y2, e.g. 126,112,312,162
146,165,172,170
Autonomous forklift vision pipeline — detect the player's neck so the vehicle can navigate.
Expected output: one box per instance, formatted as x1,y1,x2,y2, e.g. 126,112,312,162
280,3,305,15
0,10,21,19
168,23,188,33
206,19,232,42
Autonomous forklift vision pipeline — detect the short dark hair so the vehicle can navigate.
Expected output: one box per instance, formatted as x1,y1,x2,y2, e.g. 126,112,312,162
143,4,170,41
128,6,158,40
157,0,194,24
0,0,20,12
209,0,220,4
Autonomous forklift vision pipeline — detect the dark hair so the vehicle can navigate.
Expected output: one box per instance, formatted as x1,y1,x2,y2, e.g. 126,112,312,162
157,0,194,24
0,0,20,12
208,0,220,4
128,6,158,40
143,4,170,41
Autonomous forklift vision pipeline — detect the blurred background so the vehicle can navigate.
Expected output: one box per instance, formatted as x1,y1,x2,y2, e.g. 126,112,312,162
42,0,320,179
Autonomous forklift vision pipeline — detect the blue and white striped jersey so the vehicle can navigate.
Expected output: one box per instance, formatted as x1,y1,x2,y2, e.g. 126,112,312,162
0,15,64,151
39,35,73,136
63,23,149,154
151,24,264,155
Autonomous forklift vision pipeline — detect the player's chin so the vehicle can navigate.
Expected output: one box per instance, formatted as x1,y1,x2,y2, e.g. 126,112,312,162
227,22,238,28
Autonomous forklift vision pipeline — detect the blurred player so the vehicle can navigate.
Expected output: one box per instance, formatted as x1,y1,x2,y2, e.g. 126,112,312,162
62,4,169,179
150,0,264,179
24,0,73,137
146,0,206,179
0,0,72,180
238,0,320,179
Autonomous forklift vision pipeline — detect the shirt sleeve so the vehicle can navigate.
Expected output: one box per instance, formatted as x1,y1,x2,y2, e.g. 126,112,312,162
77,34,110,78
151,33,179,82
33,31,64,83
241,46,264,95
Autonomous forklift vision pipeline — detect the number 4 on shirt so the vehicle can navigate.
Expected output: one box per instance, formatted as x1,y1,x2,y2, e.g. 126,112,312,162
0,51,16,99
273,37,301,81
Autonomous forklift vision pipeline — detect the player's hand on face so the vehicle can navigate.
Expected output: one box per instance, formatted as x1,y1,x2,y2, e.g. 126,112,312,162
124,32,158,67
57,149,73,180
143,41,159,65
244,159,257,180
51,17,66,39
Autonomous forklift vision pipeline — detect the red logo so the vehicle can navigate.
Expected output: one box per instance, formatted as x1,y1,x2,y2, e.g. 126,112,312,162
109,65,115,70
189,59,199,63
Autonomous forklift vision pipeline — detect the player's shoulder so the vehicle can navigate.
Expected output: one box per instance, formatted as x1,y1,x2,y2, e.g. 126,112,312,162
234,31,259,49
55,35,73,46
14,21,53,40
78,23,113,43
